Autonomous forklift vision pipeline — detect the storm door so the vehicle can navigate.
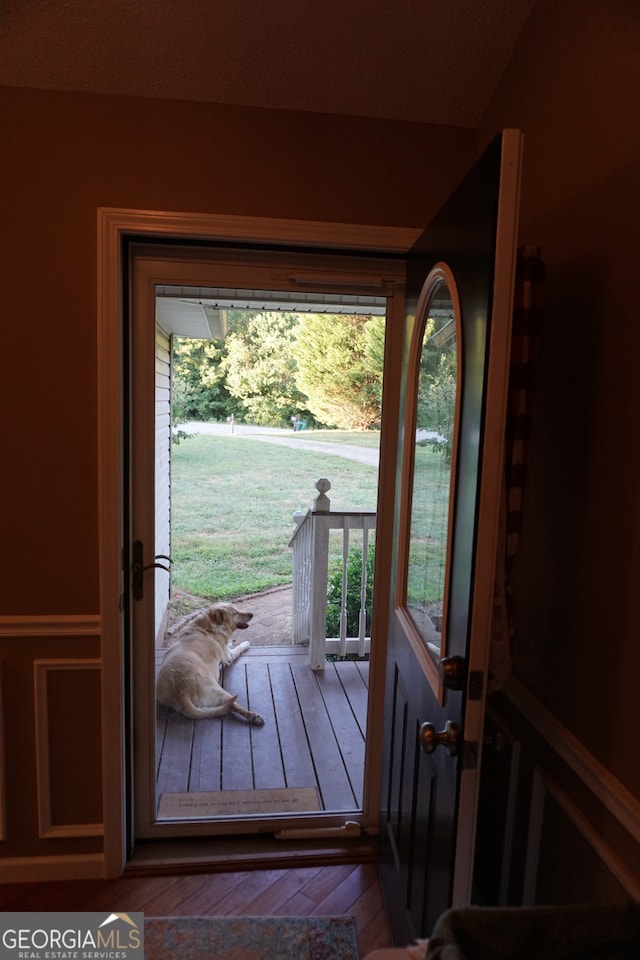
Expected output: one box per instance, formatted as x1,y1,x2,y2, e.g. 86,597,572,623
127,245,406,841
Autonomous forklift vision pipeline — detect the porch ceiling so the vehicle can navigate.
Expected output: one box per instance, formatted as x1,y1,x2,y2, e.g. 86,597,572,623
156,286,387,337
156,298,228,339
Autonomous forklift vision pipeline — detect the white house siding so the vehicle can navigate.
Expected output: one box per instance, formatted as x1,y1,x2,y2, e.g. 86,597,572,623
154,325,172,643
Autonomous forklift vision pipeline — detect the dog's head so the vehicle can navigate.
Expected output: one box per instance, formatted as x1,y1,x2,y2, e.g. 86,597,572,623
206,602,253,632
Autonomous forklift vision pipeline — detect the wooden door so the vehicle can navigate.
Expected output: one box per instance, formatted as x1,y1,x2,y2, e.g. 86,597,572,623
379,131,523,942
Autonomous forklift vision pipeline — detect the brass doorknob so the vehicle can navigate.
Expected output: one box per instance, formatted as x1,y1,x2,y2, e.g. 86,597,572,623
419,720,460,757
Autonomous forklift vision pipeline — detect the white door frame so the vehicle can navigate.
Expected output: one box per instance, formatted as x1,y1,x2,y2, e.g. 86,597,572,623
97,208,420,876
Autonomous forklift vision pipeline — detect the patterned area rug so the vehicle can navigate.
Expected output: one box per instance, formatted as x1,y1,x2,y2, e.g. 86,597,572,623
144,916,359,959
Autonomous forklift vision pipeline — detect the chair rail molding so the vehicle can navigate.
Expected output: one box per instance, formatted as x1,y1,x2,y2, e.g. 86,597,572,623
0,615,101,638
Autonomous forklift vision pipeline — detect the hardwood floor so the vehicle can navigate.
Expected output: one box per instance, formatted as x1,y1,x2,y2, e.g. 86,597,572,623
0,863,392,957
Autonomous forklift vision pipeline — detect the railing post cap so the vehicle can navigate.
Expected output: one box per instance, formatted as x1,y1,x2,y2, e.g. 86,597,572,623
313,477,331,512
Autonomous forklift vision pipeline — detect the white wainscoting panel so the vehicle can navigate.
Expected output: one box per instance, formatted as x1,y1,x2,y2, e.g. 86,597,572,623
524,768,640,903
34,659,104,839
505,675,640,845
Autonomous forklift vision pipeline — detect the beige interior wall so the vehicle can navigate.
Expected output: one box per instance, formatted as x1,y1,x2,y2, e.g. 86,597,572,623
0,84,473,616
0,85,474,867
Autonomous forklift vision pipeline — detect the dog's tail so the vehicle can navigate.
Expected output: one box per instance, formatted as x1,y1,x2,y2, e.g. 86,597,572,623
178,693,238,719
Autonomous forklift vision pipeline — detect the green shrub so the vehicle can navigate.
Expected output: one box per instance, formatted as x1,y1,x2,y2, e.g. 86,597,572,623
326,542,375,637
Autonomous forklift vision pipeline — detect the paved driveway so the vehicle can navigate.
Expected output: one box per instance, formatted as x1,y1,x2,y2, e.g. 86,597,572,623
180,422,379,466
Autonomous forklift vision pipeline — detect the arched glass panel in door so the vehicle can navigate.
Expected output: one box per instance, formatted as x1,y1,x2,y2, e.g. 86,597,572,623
402,264,462,688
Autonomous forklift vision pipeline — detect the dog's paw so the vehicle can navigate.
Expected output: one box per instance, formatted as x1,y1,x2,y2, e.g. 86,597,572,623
227,640,250,662
249,712,265,726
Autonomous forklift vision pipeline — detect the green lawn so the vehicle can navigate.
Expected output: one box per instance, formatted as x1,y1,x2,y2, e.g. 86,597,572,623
406,444,450,609
171,434,379,599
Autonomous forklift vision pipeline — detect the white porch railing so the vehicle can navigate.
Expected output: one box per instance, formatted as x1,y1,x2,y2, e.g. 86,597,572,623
289,478,376,670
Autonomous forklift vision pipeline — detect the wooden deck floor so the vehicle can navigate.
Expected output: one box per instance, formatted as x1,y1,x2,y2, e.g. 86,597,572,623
155,646,369,816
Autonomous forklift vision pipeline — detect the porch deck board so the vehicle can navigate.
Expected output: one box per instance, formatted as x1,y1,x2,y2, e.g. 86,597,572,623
266,660,319,790
289,662,358,810
244,659,287,791
155,646,368,814
334,659,369,736
190,717,222,792
313,666,366,806
156,711,194,794
220,663,254,792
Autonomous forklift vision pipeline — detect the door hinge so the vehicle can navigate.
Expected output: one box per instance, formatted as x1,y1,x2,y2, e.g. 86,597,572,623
132,540,173,601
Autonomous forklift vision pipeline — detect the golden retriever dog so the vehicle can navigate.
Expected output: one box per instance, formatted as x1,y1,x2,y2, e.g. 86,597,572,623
156,602,264,725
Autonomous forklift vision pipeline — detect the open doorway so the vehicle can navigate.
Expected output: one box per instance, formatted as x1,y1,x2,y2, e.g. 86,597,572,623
129,243,406,841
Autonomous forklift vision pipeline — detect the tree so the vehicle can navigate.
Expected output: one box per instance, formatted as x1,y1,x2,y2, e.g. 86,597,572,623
172,337,238,423
292,313,384,430
362,314,386,412
416,317,457,460
221,311,309,426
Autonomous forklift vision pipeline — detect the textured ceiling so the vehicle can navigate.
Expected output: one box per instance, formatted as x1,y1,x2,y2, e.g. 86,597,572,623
0,0,537,128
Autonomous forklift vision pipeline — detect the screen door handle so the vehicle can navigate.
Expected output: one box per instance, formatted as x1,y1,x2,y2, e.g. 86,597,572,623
132,540,172,601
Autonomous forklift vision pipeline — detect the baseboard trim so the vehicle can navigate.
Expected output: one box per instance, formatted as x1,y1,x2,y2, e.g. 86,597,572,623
0,854,105,884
